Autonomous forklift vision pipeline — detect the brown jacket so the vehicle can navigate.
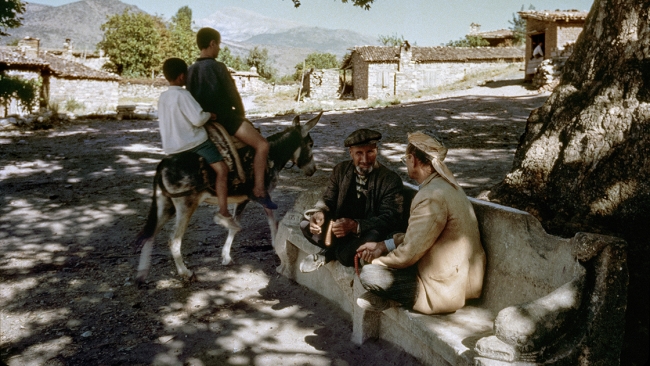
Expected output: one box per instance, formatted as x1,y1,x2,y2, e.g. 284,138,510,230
373,173,486,314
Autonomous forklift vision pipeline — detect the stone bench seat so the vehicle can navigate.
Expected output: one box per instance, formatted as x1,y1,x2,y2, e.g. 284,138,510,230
273,187,628,365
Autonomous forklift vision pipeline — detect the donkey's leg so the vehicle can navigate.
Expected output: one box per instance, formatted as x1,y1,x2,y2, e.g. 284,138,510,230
264,207,278,246
136,194,175,285
220,202,243,265
169,196,200,281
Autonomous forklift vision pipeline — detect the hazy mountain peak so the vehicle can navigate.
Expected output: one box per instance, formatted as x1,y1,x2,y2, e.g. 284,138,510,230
196,6,306,42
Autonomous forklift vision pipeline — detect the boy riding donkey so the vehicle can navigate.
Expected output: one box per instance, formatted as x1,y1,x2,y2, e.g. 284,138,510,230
186,27,277,210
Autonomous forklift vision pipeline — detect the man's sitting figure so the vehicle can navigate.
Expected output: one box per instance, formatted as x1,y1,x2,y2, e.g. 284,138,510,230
299,129,405,273
355,131,486,314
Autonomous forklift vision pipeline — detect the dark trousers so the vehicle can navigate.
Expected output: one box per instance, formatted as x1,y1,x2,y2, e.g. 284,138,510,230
359,263,419,309
300,220,384,267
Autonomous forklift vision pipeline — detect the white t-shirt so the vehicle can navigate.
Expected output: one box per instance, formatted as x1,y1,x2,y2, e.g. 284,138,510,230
157,86,211,154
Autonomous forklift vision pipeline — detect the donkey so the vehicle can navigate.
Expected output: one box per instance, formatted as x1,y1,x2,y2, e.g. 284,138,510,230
134,112,322,284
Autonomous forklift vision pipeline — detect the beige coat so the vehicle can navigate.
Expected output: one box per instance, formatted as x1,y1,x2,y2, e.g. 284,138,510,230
373,174,486,314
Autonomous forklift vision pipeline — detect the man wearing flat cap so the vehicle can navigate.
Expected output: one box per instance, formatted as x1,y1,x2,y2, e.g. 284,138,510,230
299,128,405,273
355,131,486,314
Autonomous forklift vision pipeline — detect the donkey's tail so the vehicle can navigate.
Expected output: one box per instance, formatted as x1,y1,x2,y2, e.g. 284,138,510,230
133,165,164,253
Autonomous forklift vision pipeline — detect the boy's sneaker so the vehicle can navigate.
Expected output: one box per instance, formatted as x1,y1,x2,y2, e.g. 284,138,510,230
251,194,278,210
356,292,395,312
214,213,241,232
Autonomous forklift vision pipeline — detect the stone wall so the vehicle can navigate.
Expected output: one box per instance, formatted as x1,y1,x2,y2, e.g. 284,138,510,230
49,78,119,114
351,52,370,99
307,69,340,99
118,83,167,103
555,24,584,54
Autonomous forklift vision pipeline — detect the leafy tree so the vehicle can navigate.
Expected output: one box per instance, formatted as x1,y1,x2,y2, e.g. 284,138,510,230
217,46,247,71
0,0,25,36
168,6,198,65
487,0,648,363
245,46,276,80
378,33,406,47
509,4,535,46
293,52,339,80
0,75,38,113
292,0,373,10
98,10,164,77
446,35,489,47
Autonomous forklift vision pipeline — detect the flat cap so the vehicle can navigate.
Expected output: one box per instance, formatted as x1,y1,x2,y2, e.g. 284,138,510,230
344,129,382,147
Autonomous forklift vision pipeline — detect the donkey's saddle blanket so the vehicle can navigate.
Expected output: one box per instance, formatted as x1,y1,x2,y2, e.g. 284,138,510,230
204,120,250,185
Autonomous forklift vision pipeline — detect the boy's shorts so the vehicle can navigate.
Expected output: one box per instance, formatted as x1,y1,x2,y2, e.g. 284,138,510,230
218,115,244,136
188,139,223,164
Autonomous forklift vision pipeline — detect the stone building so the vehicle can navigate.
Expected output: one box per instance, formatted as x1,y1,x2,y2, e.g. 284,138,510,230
341,45,524,100
519,10,589,80
230,67,269,94
469,23,516,47
1,37,120,115
302,68,340,100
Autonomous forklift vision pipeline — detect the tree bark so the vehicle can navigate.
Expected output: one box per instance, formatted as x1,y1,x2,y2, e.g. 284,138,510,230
488,1,649,364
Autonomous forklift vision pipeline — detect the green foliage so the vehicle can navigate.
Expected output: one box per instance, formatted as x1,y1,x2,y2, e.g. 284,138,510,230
0,0,25,36
292,0,373,10
64,98,85,113
0,75,38,112
509,4,535,46
446,35,490,47
6,38,19,46
293,52,339,80
378,33,405,47
245,46,276,81
98,10,165,77
168,6,199,65
217,46,247,71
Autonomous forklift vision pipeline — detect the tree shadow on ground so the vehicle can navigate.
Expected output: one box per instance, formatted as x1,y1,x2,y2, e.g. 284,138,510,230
0,92,547,365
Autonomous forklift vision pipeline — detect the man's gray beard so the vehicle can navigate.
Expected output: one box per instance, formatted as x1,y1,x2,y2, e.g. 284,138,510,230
356,166,373,176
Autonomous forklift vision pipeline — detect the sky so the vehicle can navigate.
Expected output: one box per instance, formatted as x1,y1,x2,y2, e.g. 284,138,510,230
31,0,595,46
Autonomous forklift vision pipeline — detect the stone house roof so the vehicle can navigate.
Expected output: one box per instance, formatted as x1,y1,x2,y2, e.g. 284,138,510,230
342,46,524,67
0,48,49,70
0,47,119,81
475,29,514,39
519,10,589,22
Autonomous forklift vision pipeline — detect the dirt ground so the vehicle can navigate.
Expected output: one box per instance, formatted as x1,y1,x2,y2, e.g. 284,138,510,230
0,78,548,366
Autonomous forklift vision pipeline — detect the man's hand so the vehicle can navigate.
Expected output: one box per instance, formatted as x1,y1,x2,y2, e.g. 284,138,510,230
331,218,358,238
309,211,325,235
357,241,387,262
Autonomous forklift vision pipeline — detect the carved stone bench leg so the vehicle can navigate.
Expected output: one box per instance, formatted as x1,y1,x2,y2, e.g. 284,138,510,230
352,276,380,344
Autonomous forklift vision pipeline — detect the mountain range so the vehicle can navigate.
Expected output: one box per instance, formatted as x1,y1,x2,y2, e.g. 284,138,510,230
1,1,378,75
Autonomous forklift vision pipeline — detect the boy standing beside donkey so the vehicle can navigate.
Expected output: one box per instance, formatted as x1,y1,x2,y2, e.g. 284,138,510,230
186,27,277,210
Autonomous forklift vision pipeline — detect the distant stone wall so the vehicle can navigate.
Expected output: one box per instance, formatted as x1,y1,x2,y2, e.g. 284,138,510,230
119,83,167,103
231,74,270,94
556,24,584,54
50,78,119,113
351,52,370,99
307,69,341,99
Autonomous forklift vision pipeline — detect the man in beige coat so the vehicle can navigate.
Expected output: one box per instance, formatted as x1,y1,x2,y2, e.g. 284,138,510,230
356,131,486,314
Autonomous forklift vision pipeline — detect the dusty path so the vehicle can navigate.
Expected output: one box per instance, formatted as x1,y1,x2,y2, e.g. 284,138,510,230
0,80,548,365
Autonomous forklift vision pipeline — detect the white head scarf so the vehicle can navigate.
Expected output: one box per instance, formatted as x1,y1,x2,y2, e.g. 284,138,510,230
408,131,460,189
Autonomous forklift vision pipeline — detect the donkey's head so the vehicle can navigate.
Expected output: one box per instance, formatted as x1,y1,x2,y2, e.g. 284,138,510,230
290,112,321,176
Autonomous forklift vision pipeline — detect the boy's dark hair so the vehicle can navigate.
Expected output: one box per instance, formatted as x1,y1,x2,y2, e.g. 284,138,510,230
196,27,221,49
162,58,187,82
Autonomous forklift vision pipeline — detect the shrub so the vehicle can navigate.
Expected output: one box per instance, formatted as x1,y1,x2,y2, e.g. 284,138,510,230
0,75,39,114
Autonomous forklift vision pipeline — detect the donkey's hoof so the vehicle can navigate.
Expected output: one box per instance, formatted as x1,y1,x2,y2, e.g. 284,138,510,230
135,276,147,288
221,257,234,266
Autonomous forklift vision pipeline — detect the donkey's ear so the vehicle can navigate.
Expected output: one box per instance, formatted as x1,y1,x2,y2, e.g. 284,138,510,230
292,115,301,127
302,111,322,137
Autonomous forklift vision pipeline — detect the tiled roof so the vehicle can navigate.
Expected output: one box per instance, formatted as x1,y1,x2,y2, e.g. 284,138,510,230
0,47,119,81
0,48,49,68
519,10,589,22
476,29,514,39
349,46,524,63
40,53,120,81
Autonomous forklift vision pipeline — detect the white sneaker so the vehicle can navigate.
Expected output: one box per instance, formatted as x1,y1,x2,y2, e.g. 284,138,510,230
214,213,241,232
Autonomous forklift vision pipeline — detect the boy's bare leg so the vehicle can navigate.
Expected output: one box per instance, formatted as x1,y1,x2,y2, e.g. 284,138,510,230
210,161,231,217
233,122,270,198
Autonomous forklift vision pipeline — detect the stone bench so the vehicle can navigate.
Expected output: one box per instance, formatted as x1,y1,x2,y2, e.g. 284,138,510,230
273,187,628,365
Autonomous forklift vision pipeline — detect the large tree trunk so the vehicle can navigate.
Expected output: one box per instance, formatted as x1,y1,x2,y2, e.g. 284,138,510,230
488,0,649,364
